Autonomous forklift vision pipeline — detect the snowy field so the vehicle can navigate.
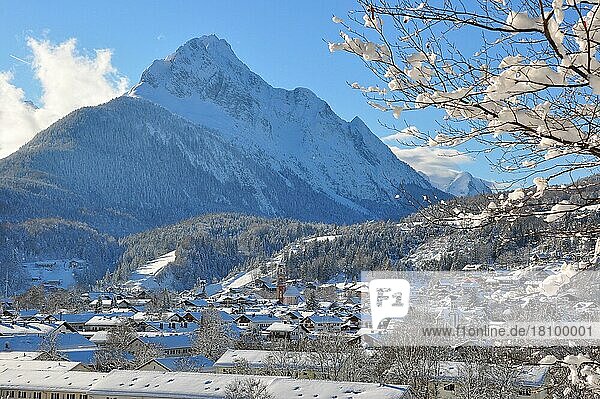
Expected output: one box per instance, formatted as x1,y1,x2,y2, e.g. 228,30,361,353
22,259,82,290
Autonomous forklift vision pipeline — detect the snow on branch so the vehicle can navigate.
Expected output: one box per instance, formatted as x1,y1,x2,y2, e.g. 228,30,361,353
331,0,600,238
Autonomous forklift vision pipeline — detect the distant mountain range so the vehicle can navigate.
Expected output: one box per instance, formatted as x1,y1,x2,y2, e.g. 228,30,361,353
0,35,449,236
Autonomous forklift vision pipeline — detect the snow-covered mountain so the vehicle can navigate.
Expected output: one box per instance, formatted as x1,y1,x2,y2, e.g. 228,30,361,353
444,171,494,197
0,36,448,236
128,36,447,208
419,170,493,197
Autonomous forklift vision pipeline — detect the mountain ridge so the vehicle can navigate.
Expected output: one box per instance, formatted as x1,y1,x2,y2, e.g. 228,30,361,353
0,35,449,236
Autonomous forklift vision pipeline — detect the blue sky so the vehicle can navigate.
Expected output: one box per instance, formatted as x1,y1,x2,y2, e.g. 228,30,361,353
0,0,490,181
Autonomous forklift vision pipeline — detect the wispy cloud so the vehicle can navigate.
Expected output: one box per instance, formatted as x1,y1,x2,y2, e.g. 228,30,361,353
0,38,129,159
380,126,419,144
388,145,474,187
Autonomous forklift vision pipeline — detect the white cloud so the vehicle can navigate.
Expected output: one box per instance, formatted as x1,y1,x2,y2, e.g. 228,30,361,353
380,126,419,144
389,145,474,188
0,38,129,159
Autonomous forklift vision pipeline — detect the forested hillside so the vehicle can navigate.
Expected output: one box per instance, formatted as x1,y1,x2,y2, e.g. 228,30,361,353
110,181,599,290
0,218,121,292
112,214,330,290
3,178,598,294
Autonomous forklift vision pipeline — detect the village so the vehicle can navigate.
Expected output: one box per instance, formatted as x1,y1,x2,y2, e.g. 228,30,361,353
0,256,587,399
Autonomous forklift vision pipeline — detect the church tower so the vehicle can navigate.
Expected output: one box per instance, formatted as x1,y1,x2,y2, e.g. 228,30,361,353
276,263,286,304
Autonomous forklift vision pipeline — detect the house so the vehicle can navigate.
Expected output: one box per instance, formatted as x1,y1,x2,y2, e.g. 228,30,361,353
52,313,96,332
164,312,186,323
281,310,303,323
0,351,44,361
255,277,277,291
432,362,550,399
0,367,413,399
16,309,44,321
178,299,208,310
0,322,75,336
83,315,126,332
1,308,18,319
0,369,104,399
266,322,301,341
115,299,139,312
137,355,214,372
0,298,14,310
347,329,385,347
300,314,343,333
0,332,96,353
127,334,194,357
282,286,302,306
181,311,202,323
343,313,372,330
140,320,198,334
89,298,116,312
214,349,322,378
0,359,88,372
235,314,280,331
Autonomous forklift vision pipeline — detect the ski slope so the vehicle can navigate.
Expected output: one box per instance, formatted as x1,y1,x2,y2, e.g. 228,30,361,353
125,251,176,291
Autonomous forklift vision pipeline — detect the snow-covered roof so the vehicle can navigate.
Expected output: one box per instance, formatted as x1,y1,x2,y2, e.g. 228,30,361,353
58,348,98,365
137,334,193,349
0,369,105,392
88,330,110,344
144,355,215,371
52,313,96,324
0,322,57,335
0,359,83,372
0,351,43,361
267,378,411,399
513,365,551,388
89,369,411,398
84,315,125,326
181,299,209,308
215,349,318,370
436,362,549,388
266,322,298,332
0,332,95,352
303,314,343,324
283,285,302,297
89,370,279,398
0,366,412,398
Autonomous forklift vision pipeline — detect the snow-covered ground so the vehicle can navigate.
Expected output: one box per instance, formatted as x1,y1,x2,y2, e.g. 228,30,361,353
304,235,341,243
125,251,176,290
226,269,261,290
22,259,83,289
